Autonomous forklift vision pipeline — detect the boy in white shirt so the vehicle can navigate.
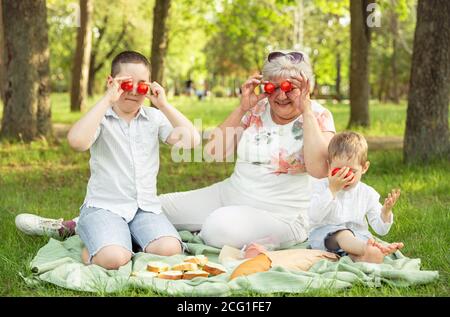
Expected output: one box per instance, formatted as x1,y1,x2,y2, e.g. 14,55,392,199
308,132,404,263
66,51,200,270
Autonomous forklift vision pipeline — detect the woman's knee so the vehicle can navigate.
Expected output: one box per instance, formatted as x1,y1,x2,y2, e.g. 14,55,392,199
91,245,132,270
145,236,182,256
200,209,240,249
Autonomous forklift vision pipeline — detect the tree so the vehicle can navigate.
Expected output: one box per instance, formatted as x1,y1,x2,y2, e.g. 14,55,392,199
70,0,93,112
404,0,450,163
0,0,5,104
1,0,52,141
150,0,171,84
348,0,374,128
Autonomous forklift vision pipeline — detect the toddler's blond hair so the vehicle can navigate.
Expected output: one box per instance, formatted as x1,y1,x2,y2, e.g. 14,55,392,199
328,131,368,165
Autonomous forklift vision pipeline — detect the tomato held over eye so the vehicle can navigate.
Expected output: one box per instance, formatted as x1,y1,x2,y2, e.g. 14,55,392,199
120,81,133,92
280,81,293,92
331,167,353,178
137,83,149,95
331,167,354,188
264,82,276,94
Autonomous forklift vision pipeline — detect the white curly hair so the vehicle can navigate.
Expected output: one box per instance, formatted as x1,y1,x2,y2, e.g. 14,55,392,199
262,50,315,92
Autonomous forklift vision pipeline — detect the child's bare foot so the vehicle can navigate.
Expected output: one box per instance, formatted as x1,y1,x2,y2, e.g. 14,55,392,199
379,242,404,255
370,239,404,255
243,243,268,258
350,239,385,264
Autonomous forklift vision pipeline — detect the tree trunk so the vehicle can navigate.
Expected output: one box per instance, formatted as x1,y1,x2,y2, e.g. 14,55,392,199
335,49,342,101
390,3,399,104
70,0,93,112
404,0,450,163
0,0,5,104
348,0,373,128
1,0,52,141
150,0,171,84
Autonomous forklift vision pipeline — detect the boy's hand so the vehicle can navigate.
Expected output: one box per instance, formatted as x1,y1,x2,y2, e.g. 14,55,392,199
105,76,132,104
381,189,401,221
146,81,168,109
328,167,354,197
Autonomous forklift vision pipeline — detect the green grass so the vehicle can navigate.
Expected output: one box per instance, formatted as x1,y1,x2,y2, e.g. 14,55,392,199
0,94,449,296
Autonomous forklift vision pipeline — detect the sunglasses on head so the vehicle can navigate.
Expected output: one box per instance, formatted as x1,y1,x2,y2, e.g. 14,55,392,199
267,51,304,63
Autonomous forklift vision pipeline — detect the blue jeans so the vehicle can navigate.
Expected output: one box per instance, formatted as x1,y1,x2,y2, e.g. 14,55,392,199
77,205,183,262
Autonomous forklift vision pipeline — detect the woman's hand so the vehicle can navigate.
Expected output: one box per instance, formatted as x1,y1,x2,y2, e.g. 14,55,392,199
145,81,169,109
239,74,268,112
288,71,312,114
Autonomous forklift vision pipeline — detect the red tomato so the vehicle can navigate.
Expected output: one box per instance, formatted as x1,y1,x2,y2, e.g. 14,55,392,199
120,81,133,91
280,81,293,92
137,83,149,95
264,82,276,94
331,167,354,188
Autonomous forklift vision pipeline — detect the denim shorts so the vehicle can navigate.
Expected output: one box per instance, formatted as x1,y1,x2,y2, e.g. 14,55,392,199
77,205,184,263
308,225,372,256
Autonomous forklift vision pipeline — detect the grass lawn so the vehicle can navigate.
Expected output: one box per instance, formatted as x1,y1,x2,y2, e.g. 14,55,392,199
0,94,449,296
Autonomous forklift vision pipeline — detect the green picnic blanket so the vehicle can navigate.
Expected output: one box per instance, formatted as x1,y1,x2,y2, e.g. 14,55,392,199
23,231,439,296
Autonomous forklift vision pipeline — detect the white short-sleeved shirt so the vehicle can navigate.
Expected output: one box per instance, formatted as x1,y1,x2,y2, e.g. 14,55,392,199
81,106,173,222
228,99,336,224
308,178,393,237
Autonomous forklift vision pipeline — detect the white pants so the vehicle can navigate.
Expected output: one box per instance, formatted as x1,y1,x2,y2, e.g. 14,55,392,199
158,179,308,249
75,179,308,249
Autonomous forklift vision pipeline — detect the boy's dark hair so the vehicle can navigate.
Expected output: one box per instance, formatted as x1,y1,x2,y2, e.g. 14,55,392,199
111,51,151,77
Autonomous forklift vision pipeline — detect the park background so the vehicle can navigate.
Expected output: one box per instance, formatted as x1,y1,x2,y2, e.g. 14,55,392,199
0,0,448,296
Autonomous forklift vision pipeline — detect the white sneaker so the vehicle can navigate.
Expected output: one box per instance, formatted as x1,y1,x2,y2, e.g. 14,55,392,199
15,213,64,239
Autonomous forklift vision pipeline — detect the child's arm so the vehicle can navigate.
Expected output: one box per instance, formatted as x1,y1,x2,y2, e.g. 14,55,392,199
366,188,400,236
67,76,131,151
147,82,201,149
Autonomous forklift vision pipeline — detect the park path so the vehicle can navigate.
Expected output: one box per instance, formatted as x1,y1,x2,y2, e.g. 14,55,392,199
53,123,404,150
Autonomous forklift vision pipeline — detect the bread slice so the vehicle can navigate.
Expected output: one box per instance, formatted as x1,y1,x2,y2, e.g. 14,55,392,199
147,262,170,273
184,255,209,266
182,270,210,280
203,262,227,276
171,262,198,272
158,270,183,280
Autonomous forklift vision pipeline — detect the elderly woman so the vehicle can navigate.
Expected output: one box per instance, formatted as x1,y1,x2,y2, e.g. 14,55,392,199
16,51,335,250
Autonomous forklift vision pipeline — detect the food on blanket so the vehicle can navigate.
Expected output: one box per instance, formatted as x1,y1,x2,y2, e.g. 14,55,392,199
230,254,272,280
203,262,227,276
184,255,209,266
147,262,170,273
158,270,184,280
182,270,210,280
131,271,158,278
171,262,198,271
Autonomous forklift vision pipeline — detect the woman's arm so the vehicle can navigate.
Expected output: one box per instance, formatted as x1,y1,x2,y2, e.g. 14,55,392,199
204,75,267,161
289,72,333,178
302,112,334,178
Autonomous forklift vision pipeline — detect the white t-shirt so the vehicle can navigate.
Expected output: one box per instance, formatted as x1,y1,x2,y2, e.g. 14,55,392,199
82,106,173,222
308,178,394,237
228,99,336,224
